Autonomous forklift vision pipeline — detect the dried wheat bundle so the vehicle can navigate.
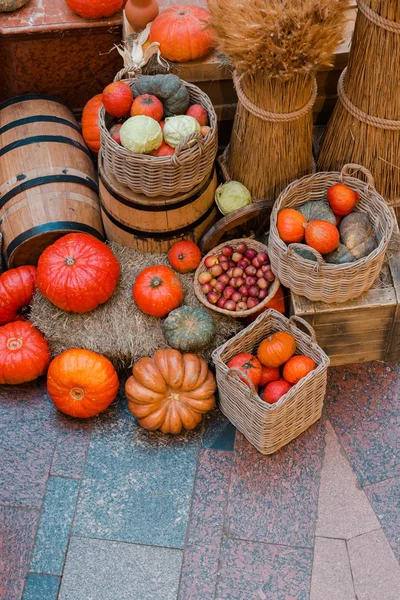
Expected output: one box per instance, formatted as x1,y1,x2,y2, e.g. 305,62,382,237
319,1,400,211
208,0,348,201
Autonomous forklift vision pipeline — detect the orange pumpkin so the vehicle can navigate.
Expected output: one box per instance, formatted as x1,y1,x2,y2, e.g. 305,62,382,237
133,265,183,318
66,0,124,19
0,266,37,325
150,140,175,157
150,5,215,62
168,241,201,274
186,104,208,126
0,321,50,385
227,353,262,388
257,331,296,368
82,94,103,154
259,366,280,387
125,349,216,434
262,379,292,404
305,220,340,255
327,183,360,216
47,348,119,418
283,355,316,385
130,94,163,121
277,208,307,244
36,233,120,313
103,82,133,118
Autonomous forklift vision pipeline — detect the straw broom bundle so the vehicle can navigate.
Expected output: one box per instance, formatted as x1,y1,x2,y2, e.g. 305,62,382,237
318,1,400,210
208,0,348,201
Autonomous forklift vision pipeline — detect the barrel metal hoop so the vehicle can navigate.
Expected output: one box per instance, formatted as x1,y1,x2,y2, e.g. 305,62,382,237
0,136,92,159
100,199,216,239
0,116,81,136
0,94,71,111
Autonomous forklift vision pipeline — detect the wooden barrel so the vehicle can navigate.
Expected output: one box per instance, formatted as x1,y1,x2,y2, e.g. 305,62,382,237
0,93,104,267
99,154,218,253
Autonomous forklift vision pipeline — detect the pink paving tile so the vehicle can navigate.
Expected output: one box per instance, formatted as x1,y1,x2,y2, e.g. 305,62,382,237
226,419,326,548
0,506,39,600
364,476,400,561
215,537,313,600
326,362,400,486
178,449,232,600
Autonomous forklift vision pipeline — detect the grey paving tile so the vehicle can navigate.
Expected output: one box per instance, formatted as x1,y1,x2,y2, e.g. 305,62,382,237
51,416,92,479
365,476,400,561
22,574,60,600
72,398,201,549
58,537,182,600
310,538,355,600
30,477,80,575
202,407,236,451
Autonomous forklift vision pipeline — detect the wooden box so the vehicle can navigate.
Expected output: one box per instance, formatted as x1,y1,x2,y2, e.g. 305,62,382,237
290,250,400,366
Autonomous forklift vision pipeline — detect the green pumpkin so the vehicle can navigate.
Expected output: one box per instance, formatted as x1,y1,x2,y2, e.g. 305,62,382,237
131,75,190,117
324,243,357,264
294,247,318,262
163,307,216,352
298,200,336,225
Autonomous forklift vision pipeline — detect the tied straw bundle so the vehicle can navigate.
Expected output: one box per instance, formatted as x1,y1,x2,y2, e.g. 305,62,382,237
319,1,400,212
208,0,348,202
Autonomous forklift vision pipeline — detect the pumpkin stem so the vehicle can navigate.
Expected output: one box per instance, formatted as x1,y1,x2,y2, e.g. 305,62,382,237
6,337,23,351
70,387,85,401
150,276,163,288
65,257,75,266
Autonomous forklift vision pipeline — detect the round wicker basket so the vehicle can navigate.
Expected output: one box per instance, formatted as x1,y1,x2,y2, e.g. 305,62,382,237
194,238,281,319
268,164,395,303
99,77,218,197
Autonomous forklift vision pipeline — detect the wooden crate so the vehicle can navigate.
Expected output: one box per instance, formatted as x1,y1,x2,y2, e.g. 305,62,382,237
290,249,400,366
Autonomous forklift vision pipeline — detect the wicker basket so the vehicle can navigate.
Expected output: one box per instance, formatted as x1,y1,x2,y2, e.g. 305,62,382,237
99,77,218,197
194,238,281,319
212,309,330,455
268,164,395,303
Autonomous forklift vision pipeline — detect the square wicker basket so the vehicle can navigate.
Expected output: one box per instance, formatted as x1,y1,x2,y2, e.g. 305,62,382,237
212,309,330,455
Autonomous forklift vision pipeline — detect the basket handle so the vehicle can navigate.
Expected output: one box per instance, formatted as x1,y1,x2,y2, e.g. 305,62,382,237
226,367,258,396
288,316,317,342
171,133,205,166
340,164,375,189
286,243,324,268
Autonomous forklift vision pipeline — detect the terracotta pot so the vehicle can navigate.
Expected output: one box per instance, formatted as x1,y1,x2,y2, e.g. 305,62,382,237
125,0,159,32
0,0,30,11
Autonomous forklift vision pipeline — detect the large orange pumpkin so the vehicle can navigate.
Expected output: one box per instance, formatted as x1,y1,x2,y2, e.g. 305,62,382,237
126,349,216,434
257,331,296,368
0,266,37,325
150,5,215,62
103,82,133,118
277,208,307,244
133,265,183,318
36,233,120,313
305,220,340,255
0,321,50,385
47,349,119,418
66,0,124,19
168,241,201,274
283,355,316,385
82,94,103,154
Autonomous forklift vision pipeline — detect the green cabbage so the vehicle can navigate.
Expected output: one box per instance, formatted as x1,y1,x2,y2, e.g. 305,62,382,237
120,116,162,154
215,181,252,215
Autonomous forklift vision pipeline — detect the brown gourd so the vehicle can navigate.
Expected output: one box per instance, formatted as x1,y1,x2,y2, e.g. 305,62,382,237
340,213,377,260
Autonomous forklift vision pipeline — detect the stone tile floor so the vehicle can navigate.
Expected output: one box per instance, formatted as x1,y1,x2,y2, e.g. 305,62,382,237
1,360,399,600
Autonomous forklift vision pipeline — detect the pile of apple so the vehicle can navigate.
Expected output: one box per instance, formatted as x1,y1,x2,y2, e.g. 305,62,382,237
198,242,275,312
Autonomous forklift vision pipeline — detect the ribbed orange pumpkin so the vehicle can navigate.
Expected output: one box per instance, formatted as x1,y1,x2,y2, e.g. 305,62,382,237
103,82,133,118
0,266,37,325
47,349,119,418
82,94,103,154
150,5,215,62
257,331,296,368
283,355,316,385
37,233,120,313
0,321,50,385
277,208,307,243
66,0,124,19
126,349,216,434
305,220,340,255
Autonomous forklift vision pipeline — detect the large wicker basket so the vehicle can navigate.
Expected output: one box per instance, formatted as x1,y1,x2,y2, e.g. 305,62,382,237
268,164,395,303
99,77,218,197
212,309,329,455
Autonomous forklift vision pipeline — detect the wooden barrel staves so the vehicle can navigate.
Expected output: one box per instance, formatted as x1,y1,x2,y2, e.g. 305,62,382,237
0,94,104,267
99,153,218,253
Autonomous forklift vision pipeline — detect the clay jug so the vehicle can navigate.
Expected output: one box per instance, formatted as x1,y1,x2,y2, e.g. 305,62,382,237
125,0,159,32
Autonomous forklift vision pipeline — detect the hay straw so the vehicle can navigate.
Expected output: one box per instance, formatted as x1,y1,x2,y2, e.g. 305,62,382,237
318,1,400,210
29,244,241,370
208,0,348,201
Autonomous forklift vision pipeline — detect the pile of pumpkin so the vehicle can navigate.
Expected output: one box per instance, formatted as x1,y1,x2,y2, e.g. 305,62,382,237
0,234,220,434
83,75,210,157
227,330,316,404
277,183,377,263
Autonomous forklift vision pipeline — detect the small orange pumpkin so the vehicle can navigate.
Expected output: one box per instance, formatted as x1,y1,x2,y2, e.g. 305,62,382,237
327,183,360,216
168,241,201,274
259,366,281,387
277,208,307,244
81,94,103,154
103,82,133,118
130,94,164,121
186,104,208,126
283,355,316,385
227,353,262,388
133,265,183,318
262,379,292,404
257,331,296,368
305,220,340,255
0,321,50,385
150,140,175,157
125,349,216,434
47,348,119,418
0,265,37,325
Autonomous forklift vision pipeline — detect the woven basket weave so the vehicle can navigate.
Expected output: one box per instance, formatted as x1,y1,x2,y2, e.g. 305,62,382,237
99,77,218,197
212,309,329,455
268,164,395,303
